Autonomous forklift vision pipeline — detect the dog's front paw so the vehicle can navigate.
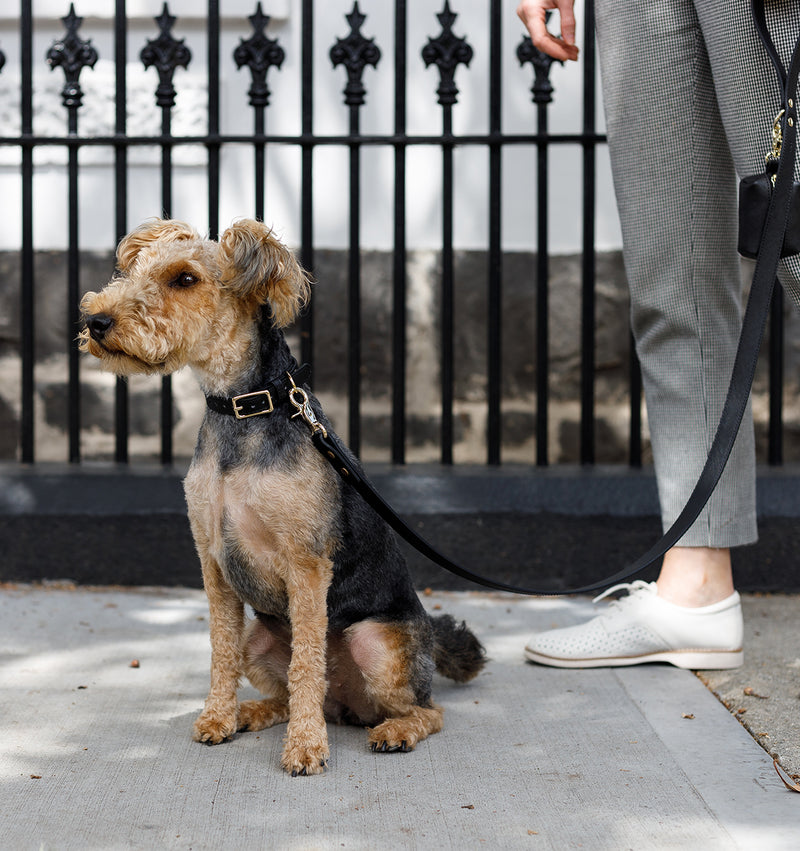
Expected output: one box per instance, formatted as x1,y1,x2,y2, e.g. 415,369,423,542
281,730,329,777
193,707,238,744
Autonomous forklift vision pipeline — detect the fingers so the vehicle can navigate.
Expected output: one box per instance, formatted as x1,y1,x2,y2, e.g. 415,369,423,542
516,0,580,63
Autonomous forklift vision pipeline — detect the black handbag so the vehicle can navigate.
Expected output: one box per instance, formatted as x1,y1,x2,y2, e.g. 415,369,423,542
738,6,800,259
738,169,800,259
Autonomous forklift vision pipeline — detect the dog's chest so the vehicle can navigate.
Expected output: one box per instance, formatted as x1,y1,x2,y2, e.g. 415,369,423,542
184,438,339,616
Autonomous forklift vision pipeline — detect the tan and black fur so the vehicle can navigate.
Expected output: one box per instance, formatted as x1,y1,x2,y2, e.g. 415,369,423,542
79,218,486,776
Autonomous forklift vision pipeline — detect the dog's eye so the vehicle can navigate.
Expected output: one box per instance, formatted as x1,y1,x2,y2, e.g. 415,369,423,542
171,271,198,288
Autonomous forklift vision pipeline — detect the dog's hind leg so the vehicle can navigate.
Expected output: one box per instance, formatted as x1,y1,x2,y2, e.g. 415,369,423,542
346,620,444,753
368,705,444,753
280,556,333,776
238,617,291,732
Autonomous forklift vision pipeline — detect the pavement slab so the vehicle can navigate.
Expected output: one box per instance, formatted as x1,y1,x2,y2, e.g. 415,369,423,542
1,585,798,850
698,594,800,783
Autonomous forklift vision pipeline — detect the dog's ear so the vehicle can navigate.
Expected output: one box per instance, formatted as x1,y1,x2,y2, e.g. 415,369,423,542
218,219,310,328
116,219,199,272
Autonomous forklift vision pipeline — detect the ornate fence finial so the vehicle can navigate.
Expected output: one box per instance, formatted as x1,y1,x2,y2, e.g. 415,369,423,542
234,2,285,108
46,3,98,110
422,1,473,107
330,2,381,108
140,3,191,109
517,32,559,105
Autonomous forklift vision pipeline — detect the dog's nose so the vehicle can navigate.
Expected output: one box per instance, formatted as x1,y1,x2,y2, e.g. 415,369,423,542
86,313,115,342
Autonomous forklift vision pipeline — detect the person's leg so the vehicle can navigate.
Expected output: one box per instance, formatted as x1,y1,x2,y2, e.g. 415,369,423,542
656,0,800,610
598,0,757,561
526,0,754,667
657,547,733,607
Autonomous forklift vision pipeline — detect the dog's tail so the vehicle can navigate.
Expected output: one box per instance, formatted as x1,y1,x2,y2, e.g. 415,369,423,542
430,614,487,683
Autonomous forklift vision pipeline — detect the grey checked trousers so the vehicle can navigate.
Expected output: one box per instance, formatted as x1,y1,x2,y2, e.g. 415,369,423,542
595,0,800,547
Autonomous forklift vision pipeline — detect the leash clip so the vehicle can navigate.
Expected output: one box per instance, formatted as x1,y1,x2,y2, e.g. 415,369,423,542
287,373,327,437
766,108,786,186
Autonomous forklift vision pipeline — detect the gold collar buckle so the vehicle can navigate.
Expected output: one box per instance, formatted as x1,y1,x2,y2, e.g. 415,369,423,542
231,389,274,419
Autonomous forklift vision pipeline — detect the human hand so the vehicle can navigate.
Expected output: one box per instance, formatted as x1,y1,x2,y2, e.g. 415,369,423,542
516,0,579,62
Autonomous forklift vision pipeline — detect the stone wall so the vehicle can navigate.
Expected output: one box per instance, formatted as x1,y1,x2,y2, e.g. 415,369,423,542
0,248,797,465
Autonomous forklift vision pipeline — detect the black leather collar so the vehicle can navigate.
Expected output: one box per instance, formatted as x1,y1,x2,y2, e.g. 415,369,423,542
205,363,311,420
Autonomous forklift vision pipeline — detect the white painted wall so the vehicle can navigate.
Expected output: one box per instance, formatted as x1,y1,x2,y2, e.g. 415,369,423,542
0,0,621,253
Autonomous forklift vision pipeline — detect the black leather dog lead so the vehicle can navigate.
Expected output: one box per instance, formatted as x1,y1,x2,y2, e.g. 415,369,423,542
310,2,800,598
208,3,798,597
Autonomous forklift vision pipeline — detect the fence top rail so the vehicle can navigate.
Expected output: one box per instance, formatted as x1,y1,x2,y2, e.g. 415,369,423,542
0,131,608,146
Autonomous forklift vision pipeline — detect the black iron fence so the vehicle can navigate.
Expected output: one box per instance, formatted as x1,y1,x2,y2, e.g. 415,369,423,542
0,0,788,469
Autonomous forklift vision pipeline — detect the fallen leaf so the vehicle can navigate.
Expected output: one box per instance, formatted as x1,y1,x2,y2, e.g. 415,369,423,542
30,775,41,780
129,660,140,668
681,713,695,719
743,687,769,699
774,758,800,792
461,804,475,810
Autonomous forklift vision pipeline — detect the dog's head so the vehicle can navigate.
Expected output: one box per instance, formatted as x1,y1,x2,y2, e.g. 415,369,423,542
79,218,310,377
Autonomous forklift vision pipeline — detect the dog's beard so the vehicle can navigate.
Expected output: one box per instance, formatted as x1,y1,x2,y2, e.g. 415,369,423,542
79,329,171,375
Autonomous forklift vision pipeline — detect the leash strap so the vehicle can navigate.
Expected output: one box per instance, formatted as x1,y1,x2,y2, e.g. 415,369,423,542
210,3,798,597
310,2,800,597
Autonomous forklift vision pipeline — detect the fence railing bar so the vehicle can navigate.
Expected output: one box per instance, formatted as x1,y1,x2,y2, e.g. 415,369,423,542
391,0,408,463
68,140,81,462
628,336,642,467
347,130,362,456
486,0,502,465
422,2,474,465
440,130,455,464
254,112,266,221
580,3,597,465
517,32,556,467
299,0,314,368
20,0,34,463
769,286,784,465
114,0,129,463
47,7,99,465
143,7,191,467
207,0,220,241
535,101,550,466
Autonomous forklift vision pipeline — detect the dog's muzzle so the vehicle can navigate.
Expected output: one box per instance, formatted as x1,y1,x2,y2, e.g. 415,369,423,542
86,313,115,342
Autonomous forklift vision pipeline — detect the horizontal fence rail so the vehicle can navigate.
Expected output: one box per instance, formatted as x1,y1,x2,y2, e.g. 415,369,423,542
0,0,788,469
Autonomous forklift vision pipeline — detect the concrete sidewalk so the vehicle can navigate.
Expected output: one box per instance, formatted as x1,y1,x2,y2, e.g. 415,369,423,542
1,585,798,850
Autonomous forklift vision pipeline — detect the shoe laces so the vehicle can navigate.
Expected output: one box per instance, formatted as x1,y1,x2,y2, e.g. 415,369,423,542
592,579,653,605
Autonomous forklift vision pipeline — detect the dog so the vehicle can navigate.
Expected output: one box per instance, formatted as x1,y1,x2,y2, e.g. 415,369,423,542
79,218,486,776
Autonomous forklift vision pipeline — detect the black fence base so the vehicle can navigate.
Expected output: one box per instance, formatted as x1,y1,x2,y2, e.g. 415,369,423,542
1,464,798,593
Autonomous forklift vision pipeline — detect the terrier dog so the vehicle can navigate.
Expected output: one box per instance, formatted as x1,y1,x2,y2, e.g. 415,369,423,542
79,218,486,776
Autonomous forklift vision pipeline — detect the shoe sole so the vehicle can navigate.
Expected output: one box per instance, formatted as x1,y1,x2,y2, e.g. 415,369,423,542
523,646,744,670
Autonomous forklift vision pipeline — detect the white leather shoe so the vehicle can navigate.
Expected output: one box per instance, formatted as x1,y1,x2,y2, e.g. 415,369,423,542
524,581,743,669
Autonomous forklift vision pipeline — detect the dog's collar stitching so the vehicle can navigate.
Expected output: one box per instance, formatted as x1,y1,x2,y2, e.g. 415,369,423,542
205,363,311,419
